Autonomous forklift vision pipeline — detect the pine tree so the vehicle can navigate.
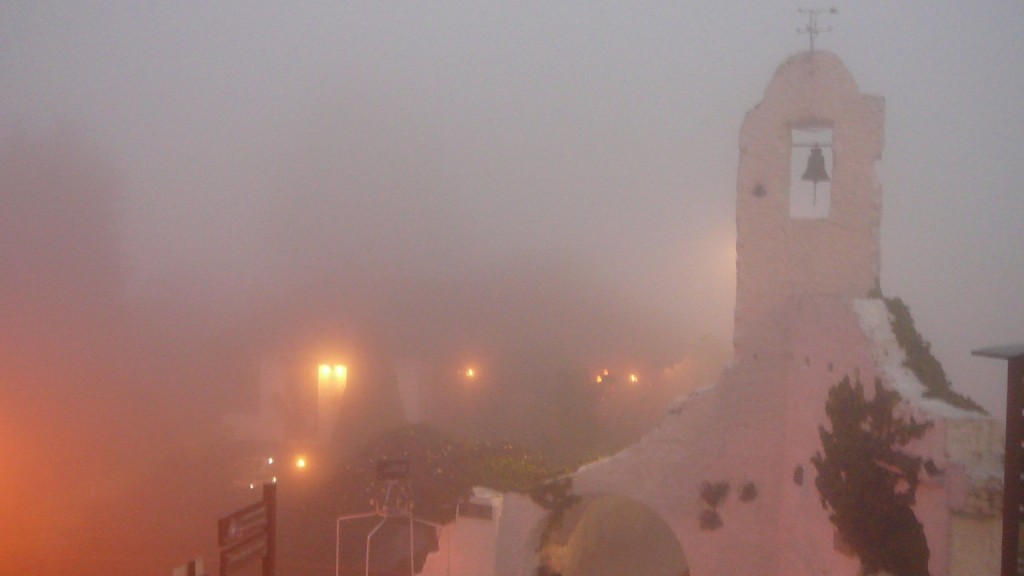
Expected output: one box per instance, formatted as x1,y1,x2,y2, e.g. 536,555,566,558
811,377,932,576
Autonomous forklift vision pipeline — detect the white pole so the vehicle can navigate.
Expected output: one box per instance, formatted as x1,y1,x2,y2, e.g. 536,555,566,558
366,518,388,576
335,512,379,576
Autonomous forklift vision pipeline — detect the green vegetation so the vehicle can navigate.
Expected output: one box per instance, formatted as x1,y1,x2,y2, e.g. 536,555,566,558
812,376,932,576
284,424,561,574
881,296,986,414
330,424,554,524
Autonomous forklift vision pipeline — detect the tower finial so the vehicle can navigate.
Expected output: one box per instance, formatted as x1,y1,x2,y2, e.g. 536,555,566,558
797,7,838,52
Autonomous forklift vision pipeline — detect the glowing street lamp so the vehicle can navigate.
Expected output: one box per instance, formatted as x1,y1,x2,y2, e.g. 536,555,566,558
319,363,348,393
317,362,348,447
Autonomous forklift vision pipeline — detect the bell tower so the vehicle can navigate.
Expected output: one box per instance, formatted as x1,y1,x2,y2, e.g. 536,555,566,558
733,50,885,358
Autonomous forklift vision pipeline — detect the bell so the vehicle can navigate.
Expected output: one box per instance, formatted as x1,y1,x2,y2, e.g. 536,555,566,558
801,145,830,183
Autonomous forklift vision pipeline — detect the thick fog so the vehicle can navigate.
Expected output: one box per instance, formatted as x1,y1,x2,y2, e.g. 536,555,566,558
2,3,1023,575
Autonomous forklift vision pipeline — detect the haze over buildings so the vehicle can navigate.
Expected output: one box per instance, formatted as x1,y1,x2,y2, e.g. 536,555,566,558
3,3,1022,411
1,4,1023,575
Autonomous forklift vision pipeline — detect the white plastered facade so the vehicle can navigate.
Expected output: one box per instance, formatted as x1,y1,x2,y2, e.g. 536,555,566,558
484,51,1004,576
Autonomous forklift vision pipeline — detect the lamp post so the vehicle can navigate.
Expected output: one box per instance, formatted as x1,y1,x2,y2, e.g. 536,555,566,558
972,344,1024,576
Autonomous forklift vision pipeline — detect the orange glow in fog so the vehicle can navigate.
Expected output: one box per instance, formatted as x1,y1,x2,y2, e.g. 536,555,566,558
318,363,347,393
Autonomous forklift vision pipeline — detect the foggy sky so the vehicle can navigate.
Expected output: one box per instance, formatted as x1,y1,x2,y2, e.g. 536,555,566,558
3,2,1022,416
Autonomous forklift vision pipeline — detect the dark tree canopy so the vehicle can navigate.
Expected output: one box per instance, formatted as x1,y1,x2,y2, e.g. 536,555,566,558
811,376,932,576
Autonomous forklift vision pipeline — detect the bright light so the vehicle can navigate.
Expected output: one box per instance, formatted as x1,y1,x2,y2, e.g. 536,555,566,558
267,457,274,465
595,375,603,383
464,367,476,379
318,363,348,392
295,456,307,469
629,373,639,384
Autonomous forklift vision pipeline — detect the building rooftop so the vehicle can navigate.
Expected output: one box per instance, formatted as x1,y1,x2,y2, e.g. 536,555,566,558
972,345,1024,361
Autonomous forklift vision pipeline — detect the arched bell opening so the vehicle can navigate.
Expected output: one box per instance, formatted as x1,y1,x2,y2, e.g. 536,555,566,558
536,494,689,576
790,126,833,219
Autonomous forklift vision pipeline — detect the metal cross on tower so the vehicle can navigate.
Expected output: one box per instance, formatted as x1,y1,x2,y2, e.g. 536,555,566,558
798,7,838,52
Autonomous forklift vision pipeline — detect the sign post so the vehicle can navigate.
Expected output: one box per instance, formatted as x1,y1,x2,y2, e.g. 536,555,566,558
218,483,276,576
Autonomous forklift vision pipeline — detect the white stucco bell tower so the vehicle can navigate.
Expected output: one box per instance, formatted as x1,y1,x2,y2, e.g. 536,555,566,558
734,51,885,359
480,48,1001,576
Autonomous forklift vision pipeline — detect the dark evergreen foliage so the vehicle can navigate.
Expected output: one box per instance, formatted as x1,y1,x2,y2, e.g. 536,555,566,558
812,377,933,576
882,297,985,413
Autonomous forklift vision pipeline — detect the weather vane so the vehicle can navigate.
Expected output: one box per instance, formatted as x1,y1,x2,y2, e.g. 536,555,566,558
797,7,838,52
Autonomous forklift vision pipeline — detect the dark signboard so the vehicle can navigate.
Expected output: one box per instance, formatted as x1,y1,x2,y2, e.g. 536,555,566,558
218,501,268,547
220,534,267,574
218,483,276,576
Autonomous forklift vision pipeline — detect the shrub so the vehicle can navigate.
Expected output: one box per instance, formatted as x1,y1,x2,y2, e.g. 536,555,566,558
812,377,932,576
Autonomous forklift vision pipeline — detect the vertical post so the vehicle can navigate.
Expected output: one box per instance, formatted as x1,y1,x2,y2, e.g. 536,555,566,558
1004,357,1024,576
450,504,458,576
809,10,816,52
263,483,277,576
409,476,415,576
973,345,1024,576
